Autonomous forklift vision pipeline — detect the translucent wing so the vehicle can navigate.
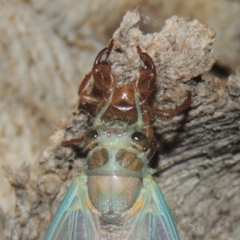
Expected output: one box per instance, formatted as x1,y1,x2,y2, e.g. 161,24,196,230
45,173,179,240
44,172,100,240
122,175,180,240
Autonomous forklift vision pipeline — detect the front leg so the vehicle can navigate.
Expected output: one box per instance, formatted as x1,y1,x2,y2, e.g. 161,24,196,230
78,40,115,105
136,46,157,98
92,39,115,92
78,71,105,105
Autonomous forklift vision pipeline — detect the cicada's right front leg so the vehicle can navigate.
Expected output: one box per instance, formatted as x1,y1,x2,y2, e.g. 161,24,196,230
92,39,114,92
78,71,105,105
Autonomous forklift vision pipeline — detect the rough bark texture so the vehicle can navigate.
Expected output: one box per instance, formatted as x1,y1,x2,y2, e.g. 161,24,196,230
1,1,240,240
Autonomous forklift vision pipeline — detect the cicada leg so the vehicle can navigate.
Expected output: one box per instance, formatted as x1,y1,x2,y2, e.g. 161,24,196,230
146,91,192,118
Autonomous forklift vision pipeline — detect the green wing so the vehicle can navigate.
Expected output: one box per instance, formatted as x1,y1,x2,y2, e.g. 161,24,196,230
44,172,100,240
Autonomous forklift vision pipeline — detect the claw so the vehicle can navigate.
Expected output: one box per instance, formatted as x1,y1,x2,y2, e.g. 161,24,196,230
136,46,157,99
92,39,114,91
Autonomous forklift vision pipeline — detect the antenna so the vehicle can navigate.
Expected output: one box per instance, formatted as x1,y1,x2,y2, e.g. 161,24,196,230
93,91,113,127
133,84,144,132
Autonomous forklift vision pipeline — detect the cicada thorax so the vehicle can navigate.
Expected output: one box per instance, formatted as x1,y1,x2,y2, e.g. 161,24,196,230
84,120,149,225
87,175,142,224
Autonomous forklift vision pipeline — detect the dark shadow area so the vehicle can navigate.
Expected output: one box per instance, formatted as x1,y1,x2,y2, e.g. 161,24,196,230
209,63,231,79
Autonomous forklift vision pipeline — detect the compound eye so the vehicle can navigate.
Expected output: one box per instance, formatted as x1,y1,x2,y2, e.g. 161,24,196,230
84,129,98,145
131,131,148,148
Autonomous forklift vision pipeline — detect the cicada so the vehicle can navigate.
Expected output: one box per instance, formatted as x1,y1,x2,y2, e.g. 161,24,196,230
45,92,180,240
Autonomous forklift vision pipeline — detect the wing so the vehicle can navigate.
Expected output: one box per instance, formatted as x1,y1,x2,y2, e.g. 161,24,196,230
122,175,180,240
44,172,100,240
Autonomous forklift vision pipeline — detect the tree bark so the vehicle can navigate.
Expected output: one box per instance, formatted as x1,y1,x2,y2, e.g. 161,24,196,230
1,5,240,240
